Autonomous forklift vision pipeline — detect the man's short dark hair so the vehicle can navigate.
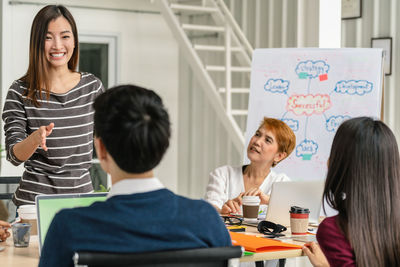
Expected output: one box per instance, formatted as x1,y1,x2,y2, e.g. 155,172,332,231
93,85,171,173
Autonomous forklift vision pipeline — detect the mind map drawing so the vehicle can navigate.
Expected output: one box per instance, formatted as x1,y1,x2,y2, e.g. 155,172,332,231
264,60,373,161
245,49,383,181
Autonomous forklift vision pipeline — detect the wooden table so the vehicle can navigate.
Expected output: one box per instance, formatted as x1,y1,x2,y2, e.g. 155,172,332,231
0,227,306,266
0,234,39,267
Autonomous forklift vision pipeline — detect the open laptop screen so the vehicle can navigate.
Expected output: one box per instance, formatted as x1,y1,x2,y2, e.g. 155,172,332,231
35,193,107,252
265,180,324,227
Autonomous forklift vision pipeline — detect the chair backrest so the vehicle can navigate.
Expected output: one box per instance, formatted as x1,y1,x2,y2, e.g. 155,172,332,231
0,176,21,200
73,246,243,267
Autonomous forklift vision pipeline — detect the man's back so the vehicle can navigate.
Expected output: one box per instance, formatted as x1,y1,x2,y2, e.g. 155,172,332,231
39,189,232,267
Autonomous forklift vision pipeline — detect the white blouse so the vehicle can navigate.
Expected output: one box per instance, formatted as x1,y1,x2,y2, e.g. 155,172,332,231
204,165,290,209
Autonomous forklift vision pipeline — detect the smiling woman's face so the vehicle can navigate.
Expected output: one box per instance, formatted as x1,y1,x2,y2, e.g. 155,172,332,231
44,16,75,69
247,127,284,166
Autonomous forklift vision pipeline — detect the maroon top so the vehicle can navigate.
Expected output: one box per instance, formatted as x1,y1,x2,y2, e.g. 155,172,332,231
316,216,355,267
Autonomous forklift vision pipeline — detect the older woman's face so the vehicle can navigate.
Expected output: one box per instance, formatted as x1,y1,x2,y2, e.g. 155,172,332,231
247,127,285,166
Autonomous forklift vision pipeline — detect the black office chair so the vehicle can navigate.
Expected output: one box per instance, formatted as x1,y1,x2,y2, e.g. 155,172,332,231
0,176,20,200
73,246,243,267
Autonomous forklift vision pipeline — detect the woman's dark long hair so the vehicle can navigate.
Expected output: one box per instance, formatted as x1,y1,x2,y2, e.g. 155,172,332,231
323,117,400,267
21,5,79,106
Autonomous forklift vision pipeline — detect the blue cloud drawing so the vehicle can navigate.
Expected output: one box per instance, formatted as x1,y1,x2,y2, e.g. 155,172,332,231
264,79,290,94
295,60,330,79
296,139,318,157
334,80,373,95
326,115,351,132
282,118,299,132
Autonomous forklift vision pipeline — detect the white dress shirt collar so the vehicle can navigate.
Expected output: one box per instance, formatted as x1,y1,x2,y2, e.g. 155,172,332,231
107,177,165,199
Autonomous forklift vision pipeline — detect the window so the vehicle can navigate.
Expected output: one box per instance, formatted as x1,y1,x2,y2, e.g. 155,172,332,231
80,43,109,86
79,33,118,190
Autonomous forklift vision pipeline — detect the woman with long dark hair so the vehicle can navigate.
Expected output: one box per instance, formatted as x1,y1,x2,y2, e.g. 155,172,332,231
309,117,400,267
2,5,104,206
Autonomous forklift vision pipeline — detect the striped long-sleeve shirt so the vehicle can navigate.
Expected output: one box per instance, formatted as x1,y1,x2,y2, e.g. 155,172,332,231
2,72,104,206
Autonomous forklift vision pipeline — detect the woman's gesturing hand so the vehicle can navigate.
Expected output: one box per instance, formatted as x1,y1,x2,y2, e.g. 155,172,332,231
221,193,244,214
13,122,55,162
34,122,54,151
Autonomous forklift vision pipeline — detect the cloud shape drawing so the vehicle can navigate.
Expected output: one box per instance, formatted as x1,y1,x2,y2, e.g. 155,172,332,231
295,60,330,79
334,80,373,95
282,119,299,131
296,139,318,157
326,115,351,132
264,79,290,94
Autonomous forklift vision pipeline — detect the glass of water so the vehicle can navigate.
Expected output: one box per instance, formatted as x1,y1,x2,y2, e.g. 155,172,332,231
12,223,31,247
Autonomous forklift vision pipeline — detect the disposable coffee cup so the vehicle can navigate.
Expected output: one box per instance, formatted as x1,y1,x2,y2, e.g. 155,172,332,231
242,196,260,220
289,206,310,235
12,223,31,247
17,205,37,235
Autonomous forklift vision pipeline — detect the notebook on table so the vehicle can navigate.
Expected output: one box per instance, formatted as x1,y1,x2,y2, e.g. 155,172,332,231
230,232,302,253
35,193,107,253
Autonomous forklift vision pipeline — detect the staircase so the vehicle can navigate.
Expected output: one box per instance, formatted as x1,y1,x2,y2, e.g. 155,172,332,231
157,0,253,152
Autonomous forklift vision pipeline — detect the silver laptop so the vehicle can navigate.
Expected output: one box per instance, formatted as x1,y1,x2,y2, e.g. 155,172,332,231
265,180,324,227
35,193,107,253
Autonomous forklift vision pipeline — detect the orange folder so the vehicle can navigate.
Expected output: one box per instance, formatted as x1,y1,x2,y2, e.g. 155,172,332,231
230,232,302,253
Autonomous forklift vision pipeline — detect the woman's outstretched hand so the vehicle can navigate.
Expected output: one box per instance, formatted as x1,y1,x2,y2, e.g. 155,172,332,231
13,122,55,162
35,122,54,151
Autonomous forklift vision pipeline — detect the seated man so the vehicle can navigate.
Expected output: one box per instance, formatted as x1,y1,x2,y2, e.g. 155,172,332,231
39,85,232,267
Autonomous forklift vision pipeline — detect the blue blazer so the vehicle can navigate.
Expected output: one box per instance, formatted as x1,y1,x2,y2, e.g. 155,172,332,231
39,189,232,267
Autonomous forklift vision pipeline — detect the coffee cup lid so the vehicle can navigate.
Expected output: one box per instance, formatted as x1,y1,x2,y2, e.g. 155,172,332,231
242,196,260,204
290,206,310,214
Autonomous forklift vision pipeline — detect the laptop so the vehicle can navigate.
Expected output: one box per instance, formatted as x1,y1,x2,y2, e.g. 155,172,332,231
265,180,325,227
35,193,107,253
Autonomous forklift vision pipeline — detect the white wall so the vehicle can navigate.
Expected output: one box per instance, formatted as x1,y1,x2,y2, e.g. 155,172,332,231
1,0,179,192
341,0,400,140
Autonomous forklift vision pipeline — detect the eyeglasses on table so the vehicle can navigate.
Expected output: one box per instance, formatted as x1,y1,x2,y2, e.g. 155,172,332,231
221,215,243,226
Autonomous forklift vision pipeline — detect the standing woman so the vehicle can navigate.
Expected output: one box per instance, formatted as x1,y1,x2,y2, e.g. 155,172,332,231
205,117,296,214
316,117,400,267
2,5,104,206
